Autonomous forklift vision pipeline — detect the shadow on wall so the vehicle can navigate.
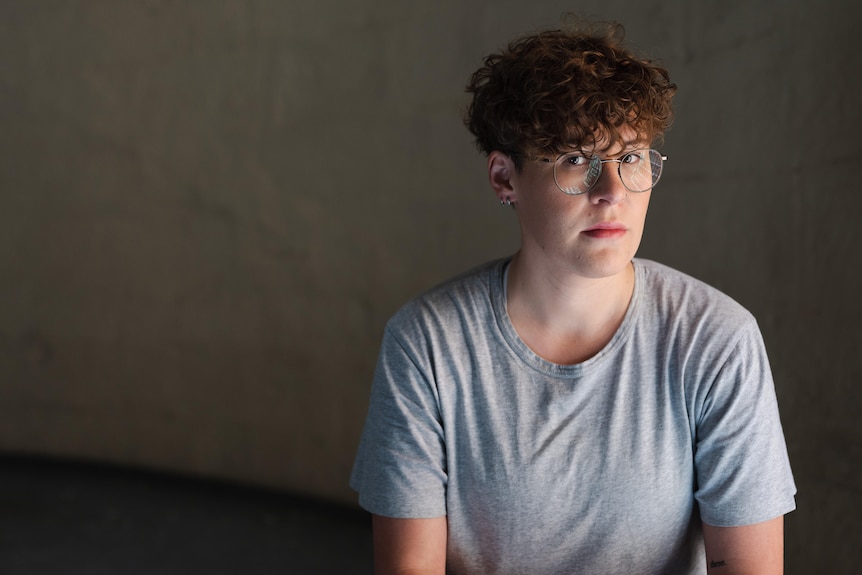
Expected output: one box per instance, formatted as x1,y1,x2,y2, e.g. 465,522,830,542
0,455,373,574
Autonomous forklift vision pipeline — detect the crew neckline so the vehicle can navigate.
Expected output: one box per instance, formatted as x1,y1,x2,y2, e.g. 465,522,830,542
492,258,642,378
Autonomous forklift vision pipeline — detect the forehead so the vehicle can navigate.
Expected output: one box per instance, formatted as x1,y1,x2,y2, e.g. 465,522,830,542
579,124,648,153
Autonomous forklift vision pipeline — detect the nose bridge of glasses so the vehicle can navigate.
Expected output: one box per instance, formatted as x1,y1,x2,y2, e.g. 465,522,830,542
593,156,626,187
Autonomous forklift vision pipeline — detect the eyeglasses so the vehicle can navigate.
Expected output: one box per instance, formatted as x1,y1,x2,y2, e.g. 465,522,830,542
530,148,667,195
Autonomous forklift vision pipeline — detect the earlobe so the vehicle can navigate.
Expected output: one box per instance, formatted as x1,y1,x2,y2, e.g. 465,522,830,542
488,151,517,204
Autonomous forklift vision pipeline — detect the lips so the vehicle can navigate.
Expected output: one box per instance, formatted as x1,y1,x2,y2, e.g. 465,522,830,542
582,221,627,239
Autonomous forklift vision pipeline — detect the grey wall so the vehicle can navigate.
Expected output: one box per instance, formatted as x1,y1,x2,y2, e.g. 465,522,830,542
0,1,859,572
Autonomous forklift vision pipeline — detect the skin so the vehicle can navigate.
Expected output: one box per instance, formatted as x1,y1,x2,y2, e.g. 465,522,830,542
373,126,786,574
373,516,785,575
703,516,785,574
372,515,447,575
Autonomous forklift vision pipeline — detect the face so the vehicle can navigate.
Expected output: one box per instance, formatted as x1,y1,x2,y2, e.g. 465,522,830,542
494,126,653,281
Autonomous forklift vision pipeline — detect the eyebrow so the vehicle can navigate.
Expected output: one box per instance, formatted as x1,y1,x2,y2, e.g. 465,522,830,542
579,140,645,155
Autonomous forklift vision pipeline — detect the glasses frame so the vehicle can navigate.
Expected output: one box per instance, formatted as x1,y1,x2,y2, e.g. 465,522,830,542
527,148,667,196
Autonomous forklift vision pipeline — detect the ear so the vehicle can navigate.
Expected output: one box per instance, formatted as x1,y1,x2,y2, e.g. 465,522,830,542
488,151,518,205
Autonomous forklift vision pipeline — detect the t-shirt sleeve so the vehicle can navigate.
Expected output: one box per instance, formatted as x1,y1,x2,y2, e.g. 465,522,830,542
693,318,797,526
349,323,448,518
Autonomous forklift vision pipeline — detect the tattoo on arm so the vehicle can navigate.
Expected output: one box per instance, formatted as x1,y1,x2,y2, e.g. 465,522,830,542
709,560,728,569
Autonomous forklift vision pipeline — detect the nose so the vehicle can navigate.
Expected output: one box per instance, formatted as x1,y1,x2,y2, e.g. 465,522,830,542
588,160,627,205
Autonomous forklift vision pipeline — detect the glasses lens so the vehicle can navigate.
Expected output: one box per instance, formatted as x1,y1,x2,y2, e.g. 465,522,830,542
620,149,663,192
553,152,599,195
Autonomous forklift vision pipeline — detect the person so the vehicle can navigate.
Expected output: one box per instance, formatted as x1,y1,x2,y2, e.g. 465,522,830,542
350,20,796,575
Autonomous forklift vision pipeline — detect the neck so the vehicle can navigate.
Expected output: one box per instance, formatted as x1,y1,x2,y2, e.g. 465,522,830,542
505,252,635,365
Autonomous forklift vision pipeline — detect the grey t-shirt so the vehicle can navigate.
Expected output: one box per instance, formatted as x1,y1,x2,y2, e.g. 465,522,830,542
350,258,796,574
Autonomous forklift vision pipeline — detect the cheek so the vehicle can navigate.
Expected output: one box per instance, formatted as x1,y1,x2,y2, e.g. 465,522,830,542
519,183,569,220
633,194,652,226
630,198,651,246
538,197,586,233
516,196,575,247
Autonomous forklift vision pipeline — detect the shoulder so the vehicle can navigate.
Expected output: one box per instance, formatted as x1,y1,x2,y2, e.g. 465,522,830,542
634,258,756,329
372,258,507,389
385,258,505,338
377,259,507,362
632,258,765,371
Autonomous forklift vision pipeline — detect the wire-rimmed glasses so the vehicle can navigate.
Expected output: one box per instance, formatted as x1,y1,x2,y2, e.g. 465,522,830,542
534,148,667,195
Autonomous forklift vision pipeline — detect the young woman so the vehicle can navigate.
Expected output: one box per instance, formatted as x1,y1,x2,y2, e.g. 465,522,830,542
351,23,796,575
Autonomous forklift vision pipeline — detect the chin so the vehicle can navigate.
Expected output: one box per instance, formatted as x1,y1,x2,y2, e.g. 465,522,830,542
571,252,634,280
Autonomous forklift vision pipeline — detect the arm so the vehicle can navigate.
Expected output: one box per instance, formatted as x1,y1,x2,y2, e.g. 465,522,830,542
372,515,447,575
702,515,784,574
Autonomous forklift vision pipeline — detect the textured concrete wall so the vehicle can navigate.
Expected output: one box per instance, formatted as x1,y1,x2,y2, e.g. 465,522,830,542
0,1,859,571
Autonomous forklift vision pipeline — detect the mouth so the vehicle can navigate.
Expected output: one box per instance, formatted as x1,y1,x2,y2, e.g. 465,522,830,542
582,222,627,239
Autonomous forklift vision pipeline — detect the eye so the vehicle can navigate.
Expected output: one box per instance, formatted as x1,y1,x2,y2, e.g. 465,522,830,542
621,150,648,164
560,153,591,168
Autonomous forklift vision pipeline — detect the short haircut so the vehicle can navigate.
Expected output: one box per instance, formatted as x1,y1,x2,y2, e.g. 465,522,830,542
464,22,676,169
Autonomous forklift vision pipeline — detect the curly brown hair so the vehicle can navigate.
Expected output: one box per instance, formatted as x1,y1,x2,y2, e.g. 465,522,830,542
465,22,676,169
